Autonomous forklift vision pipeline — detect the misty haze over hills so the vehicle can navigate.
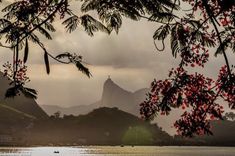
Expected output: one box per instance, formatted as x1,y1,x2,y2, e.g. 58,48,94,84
41,77,181,135
0,74,172,145
41,77,149,116
1,73,235,146
0,71,177,135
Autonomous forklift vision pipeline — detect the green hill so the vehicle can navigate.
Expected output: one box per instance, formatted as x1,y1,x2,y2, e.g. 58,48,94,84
0,103,35,135
194,120,235,146
173,119,235,146
27,107,172,145
0,103,35,120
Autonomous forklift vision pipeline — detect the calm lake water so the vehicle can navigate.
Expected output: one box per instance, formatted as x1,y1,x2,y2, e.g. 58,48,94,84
0,146,234,156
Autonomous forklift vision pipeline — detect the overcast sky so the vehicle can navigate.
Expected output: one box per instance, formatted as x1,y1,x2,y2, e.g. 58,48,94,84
1,0,235,109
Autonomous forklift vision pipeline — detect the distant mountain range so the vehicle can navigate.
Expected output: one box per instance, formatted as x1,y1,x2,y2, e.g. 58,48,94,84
41,77,180,135
1,74,235,146
0,75,172,146
41,101,100,116
41,77,149,116
1,102,235,146
0,72,48,119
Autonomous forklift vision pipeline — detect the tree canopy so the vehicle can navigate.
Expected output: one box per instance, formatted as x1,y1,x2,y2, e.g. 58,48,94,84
0,0,95,98
1,0,235,137
78,0,235,137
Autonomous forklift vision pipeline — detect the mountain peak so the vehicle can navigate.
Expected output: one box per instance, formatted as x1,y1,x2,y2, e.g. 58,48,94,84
101,77,131,106
104,76,114,85
103,77,126,92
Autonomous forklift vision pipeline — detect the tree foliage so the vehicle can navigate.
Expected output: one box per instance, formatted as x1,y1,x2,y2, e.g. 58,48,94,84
225,112,235,121
75,0,235,137
0,0,102,98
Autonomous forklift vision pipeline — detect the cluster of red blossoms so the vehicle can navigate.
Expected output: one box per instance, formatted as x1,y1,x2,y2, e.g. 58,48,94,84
140,0,235,137
3,60,30,86
140,65,235,137
181,43,209,68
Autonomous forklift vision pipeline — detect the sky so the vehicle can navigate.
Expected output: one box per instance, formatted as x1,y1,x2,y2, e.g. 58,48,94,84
26,19,171,106
0,0,235,109
0,8,179,107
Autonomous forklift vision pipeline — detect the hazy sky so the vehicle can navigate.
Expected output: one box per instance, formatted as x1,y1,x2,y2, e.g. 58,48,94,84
0,1,235,108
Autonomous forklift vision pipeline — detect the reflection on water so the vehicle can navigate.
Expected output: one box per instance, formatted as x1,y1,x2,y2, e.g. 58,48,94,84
0,146,235,156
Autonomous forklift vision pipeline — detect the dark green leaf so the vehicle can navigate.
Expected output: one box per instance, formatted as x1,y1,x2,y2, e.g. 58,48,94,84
5,86,19,98
149,12,177,23
62,16,79,33
44,22,56,32
76,61,91,78
44,51,50,74
37,26,52,40
215,38,230,57
21,87,37,99
23,39,29,63
80,14,110,36
171,25,180,58
153,24,171,40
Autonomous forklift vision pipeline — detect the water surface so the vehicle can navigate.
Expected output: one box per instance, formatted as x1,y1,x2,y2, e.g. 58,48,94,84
0,146,234,156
